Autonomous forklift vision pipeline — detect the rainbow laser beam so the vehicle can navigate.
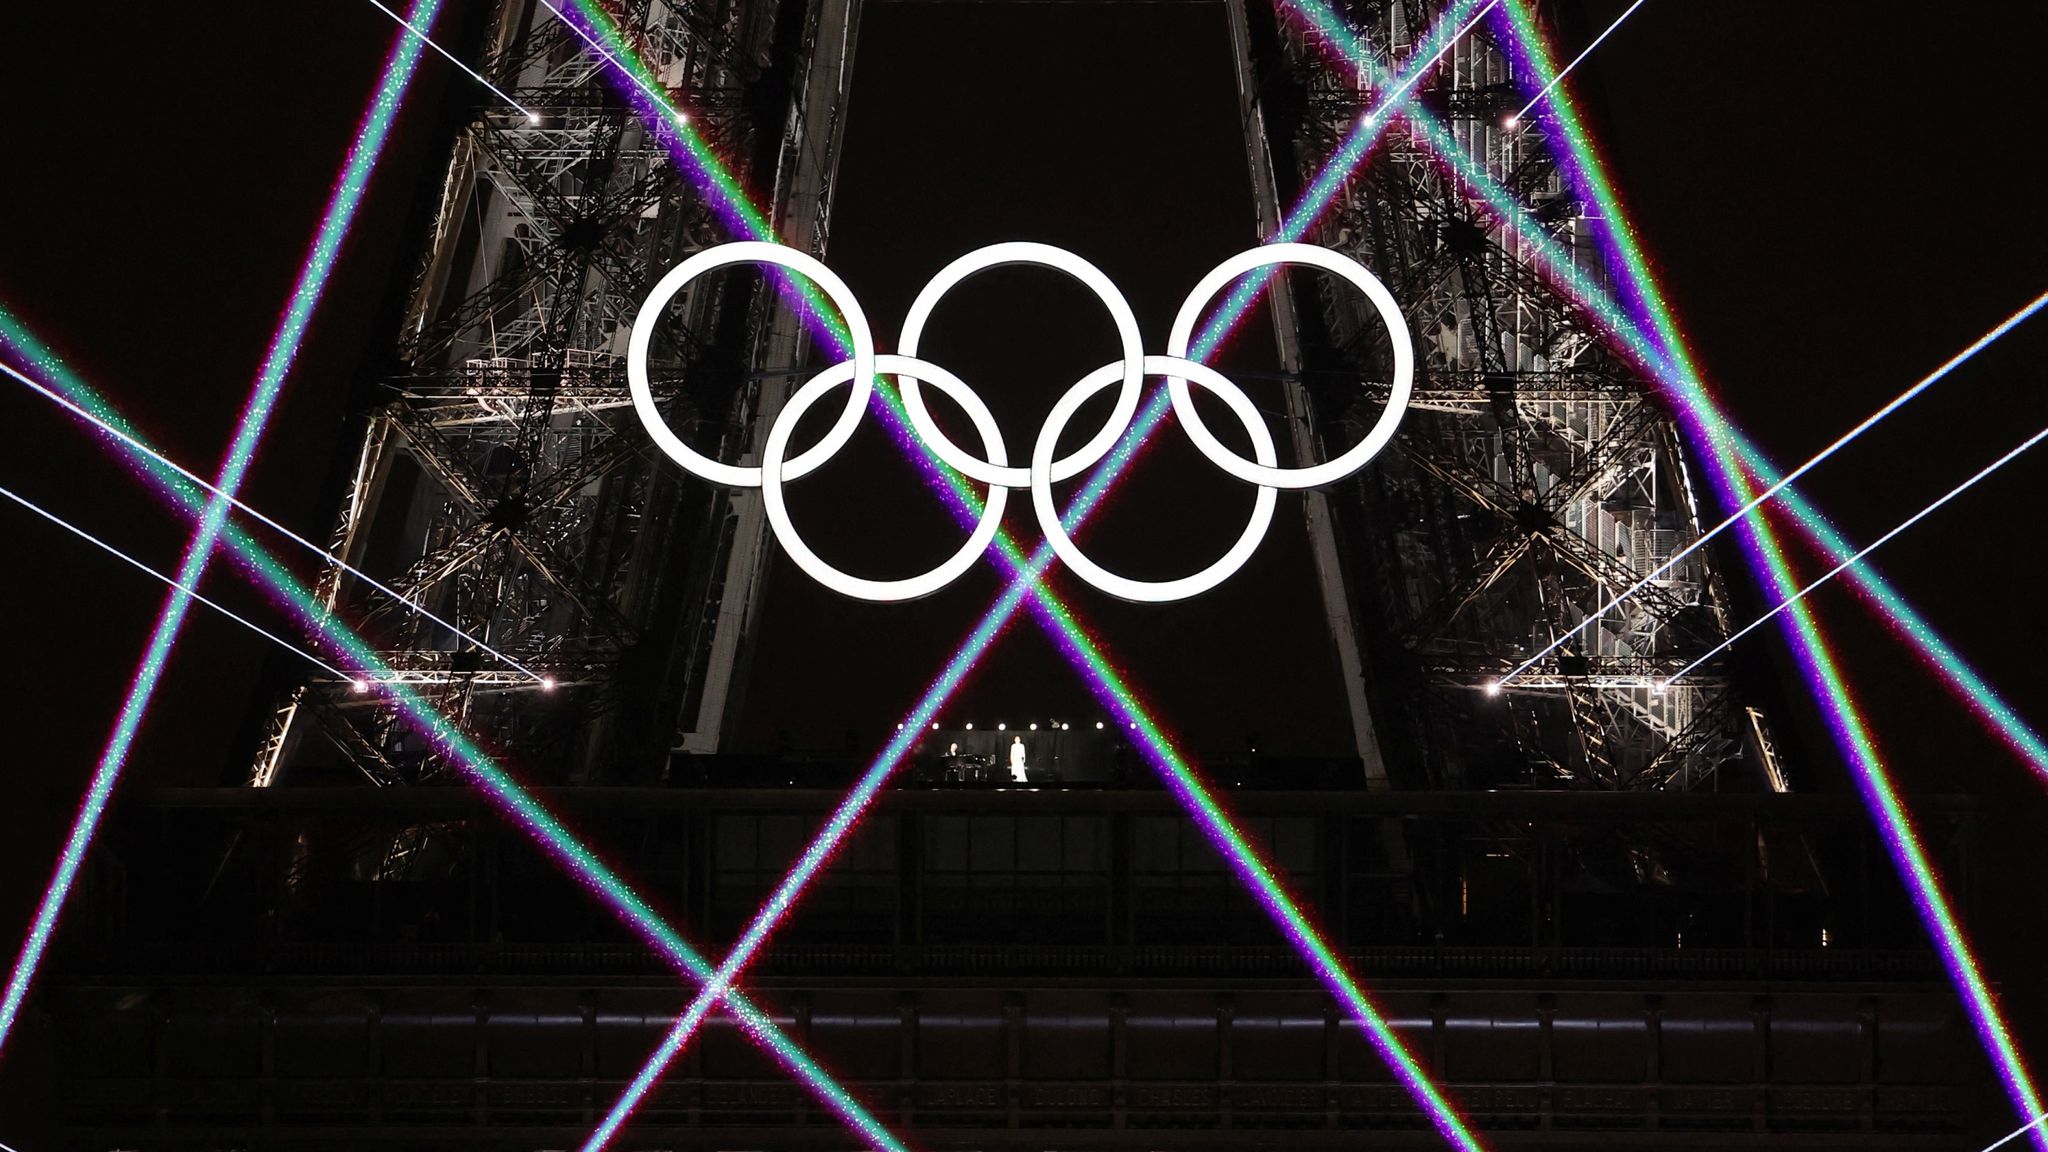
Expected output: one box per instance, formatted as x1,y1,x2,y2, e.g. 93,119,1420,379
0,359,545,683
1481,2,2047,782
1483,0,2045,1132
361,0,537,119
0,320,913,1151
1504,0,1648,126
0,2,2031,1147
1667,424,2048,686
16,4,2015,1139
1277,0,2043,1132
1271,0,2048,787
1180,0,2046,1135
0,481,352,681
4,6,1040,1131
1732,439,2048,772
1500,287,2048,685
1028,610,1478,1152
0,0,444,1055
0,10,1135,1143
578,5,1495,1145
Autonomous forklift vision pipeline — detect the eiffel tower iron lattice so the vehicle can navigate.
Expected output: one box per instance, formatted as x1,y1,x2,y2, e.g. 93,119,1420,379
7,0,2041,1146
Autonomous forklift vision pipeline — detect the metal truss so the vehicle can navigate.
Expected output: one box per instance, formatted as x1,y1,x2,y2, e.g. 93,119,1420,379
1239,0,1778,792
250,0,859,793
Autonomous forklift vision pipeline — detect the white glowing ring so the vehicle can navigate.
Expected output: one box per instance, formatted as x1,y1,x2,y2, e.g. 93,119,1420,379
628,241,876,488
898,242,1145,488
762,354,1008,602
1165,242,1412,490
1032,355,1278,603
630,241,1413,604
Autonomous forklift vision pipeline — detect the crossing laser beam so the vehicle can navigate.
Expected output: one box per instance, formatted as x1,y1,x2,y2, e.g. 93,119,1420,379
0,0,444,1057
1497,286,2048,688
1020,592,1481,1151
1665,423,2048,687
1988,1115,2048,1152
1505,0,1648,126
1264,0,2045,1137
578,7,1496,1147
3,13,991,1141
362,0,537,120
1486,0,2046,1134
0,316,911,1151
1735,440,2048,773
1271,0,2048,797
535,0,685,125
0,482,353,681
0,358,546,684
1188,0,1496,350
1335,5,2048,785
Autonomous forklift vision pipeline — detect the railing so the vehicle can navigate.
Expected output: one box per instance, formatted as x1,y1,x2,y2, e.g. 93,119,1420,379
58,940,1944,982
51,1072,1958,1138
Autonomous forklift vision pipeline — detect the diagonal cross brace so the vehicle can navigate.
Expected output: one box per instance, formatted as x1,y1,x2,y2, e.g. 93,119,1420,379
0,322,918,1150
573,3,1502,1147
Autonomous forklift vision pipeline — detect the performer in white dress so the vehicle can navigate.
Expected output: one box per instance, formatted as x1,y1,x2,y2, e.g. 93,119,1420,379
1008,735,1028,783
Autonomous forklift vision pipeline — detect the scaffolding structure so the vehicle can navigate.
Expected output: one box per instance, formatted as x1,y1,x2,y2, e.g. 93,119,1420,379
1226,0,1785,793
249,0,860,790
35,2,1997,1147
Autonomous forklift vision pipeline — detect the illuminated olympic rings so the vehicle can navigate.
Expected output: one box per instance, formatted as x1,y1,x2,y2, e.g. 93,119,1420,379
627,241,1412,603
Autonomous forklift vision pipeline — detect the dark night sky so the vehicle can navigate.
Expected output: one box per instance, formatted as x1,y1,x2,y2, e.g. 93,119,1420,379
1,0,2047,1104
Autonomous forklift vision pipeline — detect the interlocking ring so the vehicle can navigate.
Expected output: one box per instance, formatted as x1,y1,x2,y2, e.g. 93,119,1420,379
628,241,876,487
897,242,1145,488
763,354,1008,602
627,240,1412,603
1166,242,1414,489
1032,355,1278,603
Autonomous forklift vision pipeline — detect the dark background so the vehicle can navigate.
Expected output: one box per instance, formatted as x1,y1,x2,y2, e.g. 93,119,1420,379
0,0,2045,1112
